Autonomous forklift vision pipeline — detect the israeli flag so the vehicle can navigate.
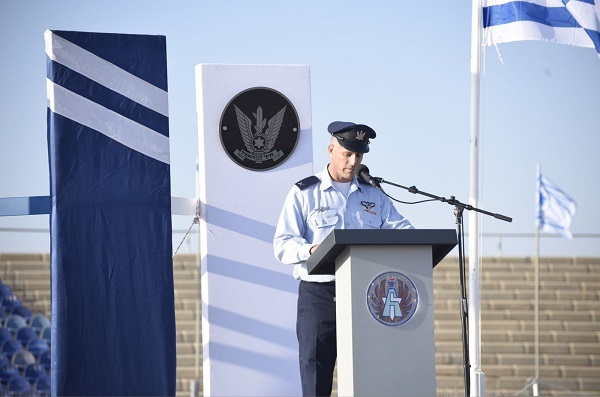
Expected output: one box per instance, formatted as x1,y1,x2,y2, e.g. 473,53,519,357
46,30,175,395
536,167,577,239
563,0,600,54
483,0,600,55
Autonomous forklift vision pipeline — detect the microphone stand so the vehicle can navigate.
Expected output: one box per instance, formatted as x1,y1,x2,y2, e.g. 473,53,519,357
374,176,512,397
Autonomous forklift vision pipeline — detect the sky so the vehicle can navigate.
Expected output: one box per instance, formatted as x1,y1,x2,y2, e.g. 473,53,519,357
1,0,599,257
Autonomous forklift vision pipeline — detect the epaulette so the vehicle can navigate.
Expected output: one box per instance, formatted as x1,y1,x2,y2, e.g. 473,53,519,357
295,175,319,190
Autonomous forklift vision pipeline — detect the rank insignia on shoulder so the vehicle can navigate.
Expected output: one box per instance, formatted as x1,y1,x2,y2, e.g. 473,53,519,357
295,175,319,190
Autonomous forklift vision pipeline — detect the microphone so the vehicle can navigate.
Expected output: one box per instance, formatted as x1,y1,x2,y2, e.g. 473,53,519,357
354,164,380,189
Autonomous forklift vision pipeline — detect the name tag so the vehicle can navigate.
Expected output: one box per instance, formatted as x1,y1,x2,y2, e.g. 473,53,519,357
309,208,338,227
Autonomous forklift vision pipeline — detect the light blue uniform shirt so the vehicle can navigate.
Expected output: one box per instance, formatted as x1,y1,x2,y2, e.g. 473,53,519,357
273,166,414,282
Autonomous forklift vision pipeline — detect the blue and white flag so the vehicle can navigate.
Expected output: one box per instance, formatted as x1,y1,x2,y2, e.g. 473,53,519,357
536,168,577,238
45,30,175,395
563,0,600,53
483,0,600,55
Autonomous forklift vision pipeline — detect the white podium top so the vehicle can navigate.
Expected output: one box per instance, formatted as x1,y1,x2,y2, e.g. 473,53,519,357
307,229,457,275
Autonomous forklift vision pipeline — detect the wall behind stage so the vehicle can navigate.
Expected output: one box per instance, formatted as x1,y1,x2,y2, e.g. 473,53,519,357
195,64,312,396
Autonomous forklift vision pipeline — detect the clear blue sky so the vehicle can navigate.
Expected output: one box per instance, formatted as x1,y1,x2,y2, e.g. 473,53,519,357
1,0,599,257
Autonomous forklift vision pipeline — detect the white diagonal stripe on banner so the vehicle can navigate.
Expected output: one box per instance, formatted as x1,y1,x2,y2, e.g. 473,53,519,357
47,79,170,164
45,30,169,117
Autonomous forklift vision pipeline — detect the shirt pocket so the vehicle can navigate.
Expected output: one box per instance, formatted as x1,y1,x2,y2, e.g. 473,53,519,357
356,211,381,228
308,209,339,229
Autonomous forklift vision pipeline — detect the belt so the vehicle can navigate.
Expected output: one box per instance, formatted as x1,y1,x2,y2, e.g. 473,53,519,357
300,280,335,286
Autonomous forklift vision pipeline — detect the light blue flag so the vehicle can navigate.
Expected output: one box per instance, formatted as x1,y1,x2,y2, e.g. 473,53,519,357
536,168,577,238
483,0,600,56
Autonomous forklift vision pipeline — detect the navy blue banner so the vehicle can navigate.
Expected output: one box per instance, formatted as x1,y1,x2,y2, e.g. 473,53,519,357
46,30,175,396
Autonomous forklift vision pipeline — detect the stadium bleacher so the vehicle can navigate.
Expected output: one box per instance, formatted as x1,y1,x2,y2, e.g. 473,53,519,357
0,263,51,397
1,253,598,396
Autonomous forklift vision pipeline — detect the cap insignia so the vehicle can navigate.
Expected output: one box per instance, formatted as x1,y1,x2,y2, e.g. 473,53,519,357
356,131,366,140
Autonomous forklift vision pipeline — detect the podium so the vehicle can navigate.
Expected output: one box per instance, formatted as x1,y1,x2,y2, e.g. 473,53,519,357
307,229,457,397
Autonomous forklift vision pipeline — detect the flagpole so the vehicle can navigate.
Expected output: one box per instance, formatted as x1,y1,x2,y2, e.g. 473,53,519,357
468,0,484,396
533,164,541,397
534,226,540,397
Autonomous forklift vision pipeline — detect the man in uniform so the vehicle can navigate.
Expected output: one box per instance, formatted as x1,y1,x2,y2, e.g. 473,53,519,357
273,121,413,396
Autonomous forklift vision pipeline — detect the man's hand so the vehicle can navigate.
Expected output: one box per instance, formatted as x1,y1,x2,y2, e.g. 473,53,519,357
309,244,320,255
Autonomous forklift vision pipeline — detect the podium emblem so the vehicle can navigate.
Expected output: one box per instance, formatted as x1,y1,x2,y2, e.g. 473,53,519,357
219,87,300,171
366,272,418,326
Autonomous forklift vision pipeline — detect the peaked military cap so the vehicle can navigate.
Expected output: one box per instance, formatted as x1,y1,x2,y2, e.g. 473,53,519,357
328,121,376,153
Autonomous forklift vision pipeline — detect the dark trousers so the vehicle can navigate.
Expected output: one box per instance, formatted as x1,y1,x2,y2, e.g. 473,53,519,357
297,280,337,397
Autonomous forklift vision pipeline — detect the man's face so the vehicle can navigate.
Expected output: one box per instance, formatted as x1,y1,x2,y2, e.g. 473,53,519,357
327,138,364,182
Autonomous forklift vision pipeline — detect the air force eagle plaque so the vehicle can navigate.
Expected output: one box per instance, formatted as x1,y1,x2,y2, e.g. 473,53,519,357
219,87,300,171
366,271,419,326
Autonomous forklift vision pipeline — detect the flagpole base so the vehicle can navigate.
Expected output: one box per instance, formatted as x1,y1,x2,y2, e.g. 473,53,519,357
470,370,485,397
